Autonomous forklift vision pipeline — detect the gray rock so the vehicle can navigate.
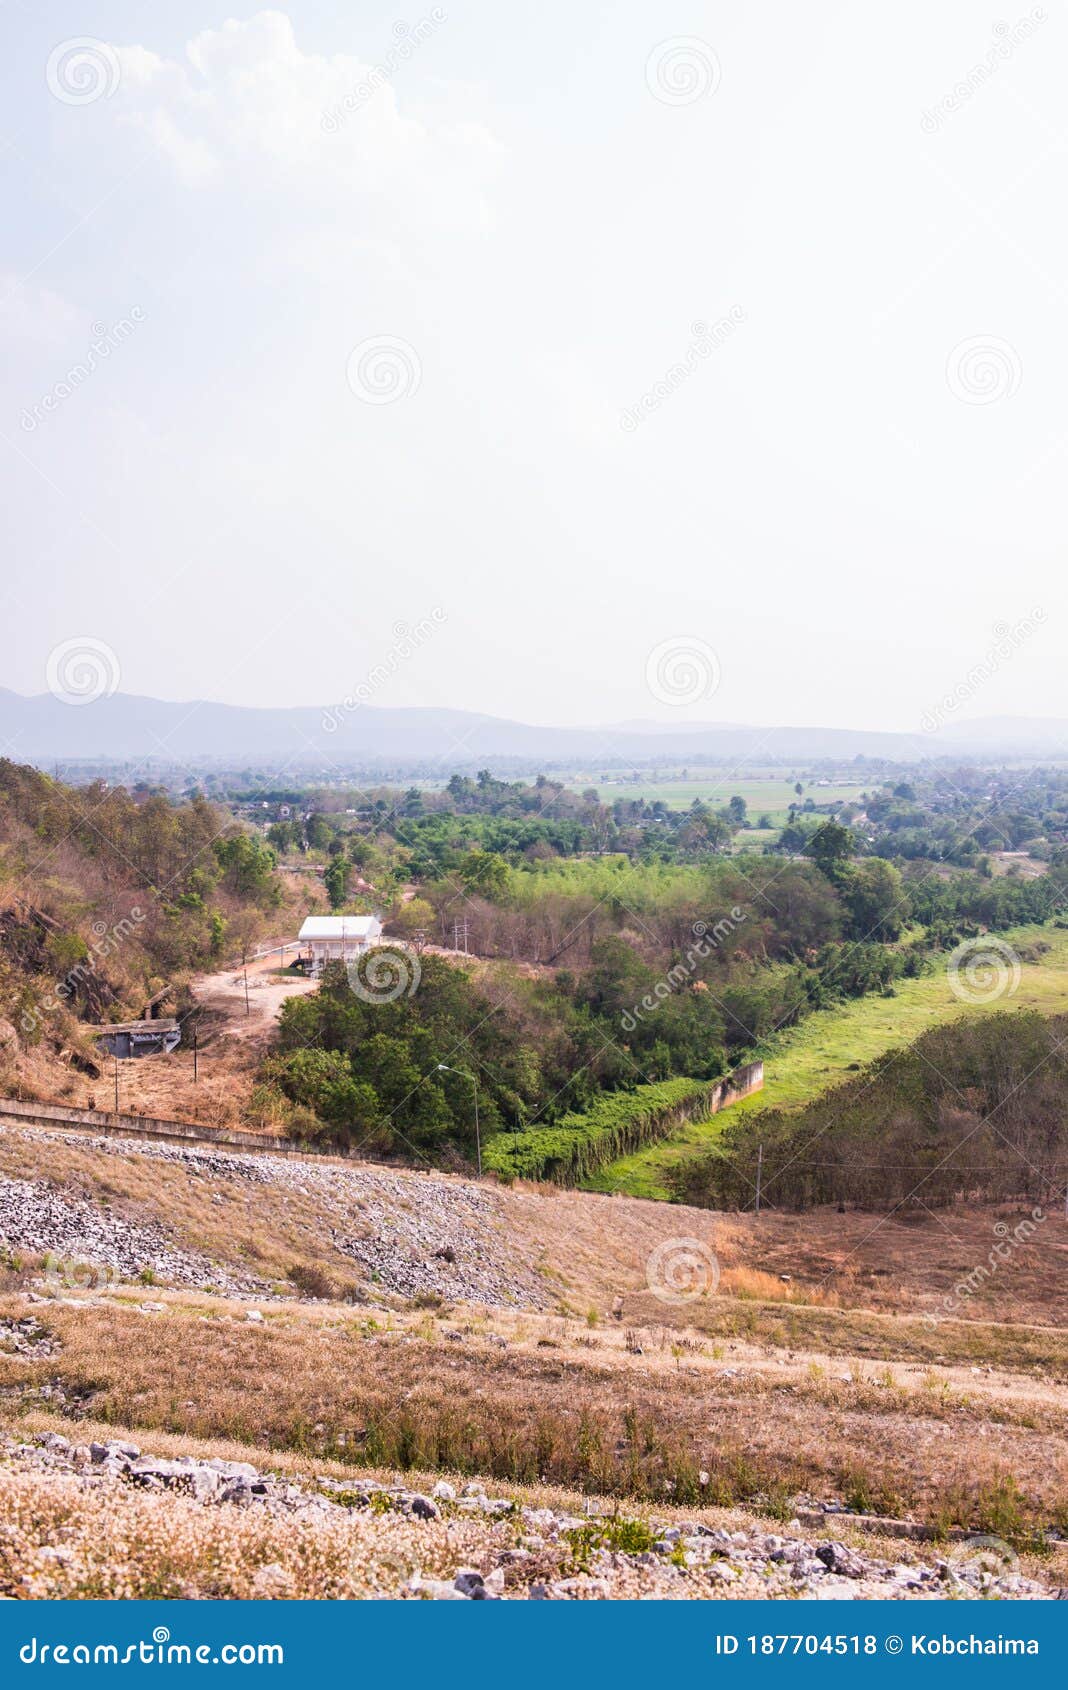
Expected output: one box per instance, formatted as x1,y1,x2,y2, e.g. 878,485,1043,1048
453,1570,485,1595
411,1579,469,1600
816,1541,867,1578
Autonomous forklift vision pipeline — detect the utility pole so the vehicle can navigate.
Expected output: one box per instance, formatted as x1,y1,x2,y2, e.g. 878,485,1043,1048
755,1142,763,1216
113,1056,119,1115
193,1030,198,1082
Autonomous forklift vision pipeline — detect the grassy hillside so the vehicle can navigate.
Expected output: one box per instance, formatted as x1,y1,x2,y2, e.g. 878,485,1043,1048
591,922,1068,1199
679,1008,1068,1212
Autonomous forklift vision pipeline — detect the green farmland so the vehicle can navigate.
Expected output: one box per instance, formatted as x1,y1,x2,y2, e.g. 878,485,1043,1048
573,774,866,822
588,922,1068,1201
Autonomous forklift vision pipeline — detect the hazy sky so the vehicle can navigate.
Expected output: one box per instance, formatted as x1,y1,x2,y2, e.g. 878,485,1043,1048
2,1,1065,732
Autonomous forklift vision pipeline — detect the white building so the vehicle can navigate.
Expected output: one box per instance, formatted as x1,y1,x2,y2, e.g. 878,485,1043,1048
298,914,383,975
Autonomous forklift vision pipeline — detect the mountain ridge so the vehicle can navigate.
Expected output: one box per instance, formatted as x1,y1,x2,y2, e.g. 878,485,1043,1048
2,688,1067,767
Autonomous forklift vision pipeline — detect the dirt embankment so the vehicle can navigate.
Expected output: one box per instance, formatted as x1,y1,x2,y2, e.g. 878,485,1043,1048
1,1121,1067,1579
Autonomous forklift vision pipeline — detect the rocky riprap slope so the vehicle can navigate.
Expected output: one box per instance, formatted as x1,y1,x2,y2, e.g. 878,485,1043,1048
0,1173,265,1297
0,1431,1054,1601
0,1126,551,1308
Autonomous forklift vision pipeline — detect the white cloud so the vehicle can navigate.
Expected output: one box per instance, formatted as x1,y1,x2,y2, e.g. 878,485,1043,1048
109,11,501,222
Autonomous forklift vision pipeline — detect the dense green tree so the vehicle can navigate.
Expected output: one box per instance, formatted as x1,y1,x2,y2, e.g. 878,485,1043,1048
323,856,350,909
840,858,906,943
806,820,855,882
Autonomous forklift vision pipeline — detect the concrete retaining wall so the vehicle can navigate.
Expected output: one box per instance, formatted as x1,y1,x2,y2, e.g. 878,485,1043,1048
709,1058,763,1113
0,1096,296,1156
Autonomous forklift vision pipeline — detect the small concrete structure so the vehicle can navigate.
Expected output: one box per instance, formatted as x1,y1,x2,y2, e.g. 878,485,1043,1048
94,1018,181,1059
297,914,383,976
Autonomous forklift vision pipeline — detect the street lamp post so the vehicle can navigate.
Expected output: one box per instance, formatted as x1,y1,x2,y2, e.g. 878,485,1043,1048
437,1063,481,1177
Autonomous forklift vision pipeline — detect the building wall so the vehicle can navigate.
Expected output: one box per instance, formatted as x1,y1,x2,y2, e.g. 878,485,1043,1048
309,938,375,969
307,933,387,976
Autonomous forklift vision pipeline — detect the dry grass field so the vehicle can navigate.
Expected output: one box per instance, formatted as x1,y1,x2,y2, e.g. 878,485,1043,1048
3,1287,1067,1536
2,1123,1066,1327
1,1121,1067,1589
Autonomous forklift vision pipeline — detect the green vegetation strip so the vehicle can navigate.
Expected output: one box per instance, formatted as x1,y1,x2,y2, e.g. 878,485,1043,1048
590,923,1068,1200
482,1077,719,1183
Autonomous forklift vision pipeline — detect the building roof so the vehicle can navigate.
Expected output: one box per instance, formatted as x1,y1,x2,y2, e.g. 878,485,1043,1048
92,1019,180,1036
298,916,381,941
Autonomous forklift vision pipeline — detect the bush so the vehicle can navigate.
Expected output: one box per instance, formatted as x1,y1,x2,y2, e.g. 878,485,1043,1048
288,1263,336,1300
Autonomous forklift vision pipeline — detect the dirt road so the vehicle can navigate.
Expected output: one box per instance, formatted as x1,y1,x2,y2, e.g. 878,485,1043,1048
192,945,318,1041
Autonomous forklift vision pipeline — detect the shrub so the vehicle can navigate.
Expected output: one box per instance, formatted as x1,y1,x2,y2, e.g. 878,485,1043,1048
288,1263,336,1300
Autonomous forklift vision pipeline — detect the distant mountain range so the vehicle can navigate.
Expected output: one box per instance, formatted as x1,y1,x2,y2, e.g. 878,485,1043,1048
2,688,1067,771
